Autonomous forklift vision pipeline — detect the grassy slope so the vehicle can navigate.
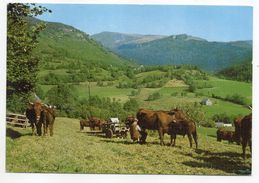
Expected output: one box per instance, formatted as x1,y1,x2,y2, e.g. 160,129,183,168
6,117,251,175
196,77,252,104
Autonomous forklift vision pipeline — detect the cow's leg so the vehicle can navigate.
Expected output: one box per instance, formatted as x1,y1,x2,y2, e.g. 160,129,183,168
242,138,248,159
46,124,49,136
139,130,147,144
49,124,54,136
158,128,165,146
43,122,47,136
187,133,193,148
192,131,198,149
170,135,173,146
170,133,176,146
80,125,84,131
36,122,42,136
31,123,36,136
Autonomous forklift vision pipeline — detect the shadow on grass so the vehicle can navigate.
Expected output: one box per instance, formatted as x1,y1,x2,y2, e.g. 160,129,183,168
207,134,216,138
100,139,134,145
6,128,31,139
182,149,251,174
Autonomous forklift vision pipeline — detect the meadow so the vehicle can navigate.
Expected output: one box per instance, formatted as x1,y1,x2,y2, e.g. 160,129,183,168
6,117,251,175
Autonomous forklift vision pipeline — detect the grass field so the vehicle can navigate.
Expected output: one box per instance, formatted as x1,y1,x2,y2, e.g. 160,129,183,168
196,77,252,104
6,117,251,175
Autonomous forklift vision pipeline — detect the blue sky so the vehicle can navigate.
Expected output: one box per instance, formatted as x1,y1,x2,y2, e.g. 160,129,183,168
38,4,252,42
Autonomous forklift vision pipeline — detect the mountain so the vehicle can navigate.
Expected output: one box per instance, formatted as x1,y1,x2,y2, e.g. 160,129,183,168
29,18,130,69
92,32,252,71
91,31,166,49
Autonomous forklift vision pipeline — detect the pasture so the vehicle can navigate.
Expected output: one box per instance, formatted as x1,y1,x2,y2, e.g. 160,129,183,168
6,117,251,175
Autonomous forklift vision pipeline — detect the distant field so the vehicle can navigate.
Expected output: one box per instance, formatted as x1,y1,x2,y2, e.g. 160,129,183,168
196,77,252,104
6,117,251,175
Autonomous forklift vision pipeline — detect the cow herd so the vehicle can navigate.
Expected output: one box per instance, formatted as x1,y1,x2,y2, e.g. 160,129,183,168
127,109,251,159
25,101,252,159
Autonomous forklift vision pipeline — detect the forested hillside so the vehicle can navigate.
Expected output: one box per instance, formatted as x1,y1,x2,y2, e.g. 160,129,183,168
217,62,252,82
92,32,252,72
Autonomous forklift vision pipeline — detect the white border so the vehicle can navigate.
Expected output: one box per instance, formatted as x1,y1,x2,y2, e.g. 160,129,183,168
1,1,258,183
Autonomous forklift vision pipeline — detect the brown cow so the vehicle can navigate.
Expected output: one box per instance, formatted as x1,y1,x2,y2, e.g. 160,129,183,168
216,128,235,143
80,119,90,131
42,105,56,136
240,113,252,159
89,117,105,130
234,116,243,145
169,119,198,148
136,109,177,145
26,102,55,136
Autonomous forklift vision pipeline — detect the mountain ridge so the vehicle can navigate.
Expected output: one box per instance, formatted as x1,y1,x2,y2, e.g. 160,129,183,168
92,31,252,71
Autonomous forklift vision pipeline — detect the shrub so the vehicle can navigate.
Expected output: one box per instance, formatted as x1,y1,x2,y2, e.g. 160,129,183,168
225,94,246,105
147,92,162,101
123,98,139,112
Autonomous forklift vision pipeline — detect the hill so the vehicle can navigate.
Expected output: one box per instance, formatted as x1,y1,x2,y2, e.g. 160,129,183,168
30,18,131,70
91,31,166,49
217,62,252,82
6,117,251,174
92,32,252,72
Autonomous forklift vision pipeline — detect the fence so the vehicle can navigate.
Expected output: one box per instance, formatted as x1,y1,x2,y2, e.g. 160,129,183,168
6,113,30,128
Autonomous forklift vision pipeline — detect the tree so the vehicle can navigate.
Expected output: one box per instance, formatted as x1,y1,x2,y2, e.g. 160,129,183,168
123,98,139,112
7,3,51,111
45,84,77,117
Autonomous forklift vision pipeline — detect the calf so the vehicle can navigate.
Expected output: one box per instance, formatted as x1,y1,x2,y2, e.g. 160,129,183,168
168,119,198,148
80,119,90,131
216,128,235,143
89,117,105,130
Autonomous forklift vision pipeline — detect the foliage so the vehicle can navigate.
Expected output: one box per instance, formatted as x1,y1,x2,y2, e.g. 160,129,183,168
45,84,78,117
225,94,247,105
147,92,162,101
123,98,139,112
212,113,234,124
171,102,206,126
212,93,246,106
217,62,252,82
6,93,29,113
7,3,50,112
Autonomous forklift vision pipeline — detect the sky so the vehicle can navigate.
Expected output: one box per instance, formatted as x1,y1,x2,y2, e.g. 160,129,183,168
37,4,253,42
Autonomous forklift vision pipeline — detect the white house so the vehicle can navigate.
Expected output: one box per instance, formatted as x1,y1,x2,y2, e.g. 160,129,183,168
200,98,213,106
215,122,232,128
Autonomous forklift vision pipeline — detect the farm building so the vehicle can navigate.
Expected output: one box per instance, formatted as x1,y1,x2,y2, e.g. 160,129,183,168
200,98,213,106
215,122,232,128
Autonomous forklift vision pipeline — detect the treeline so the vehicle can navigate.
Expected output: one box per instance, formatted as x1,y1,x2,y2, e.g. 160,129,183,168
217,62,252,82
41,84,139,120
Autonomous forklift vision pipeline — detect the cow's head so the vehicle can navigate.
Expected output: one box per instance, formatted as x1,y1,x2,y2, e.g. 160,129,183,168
29,101,44,124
